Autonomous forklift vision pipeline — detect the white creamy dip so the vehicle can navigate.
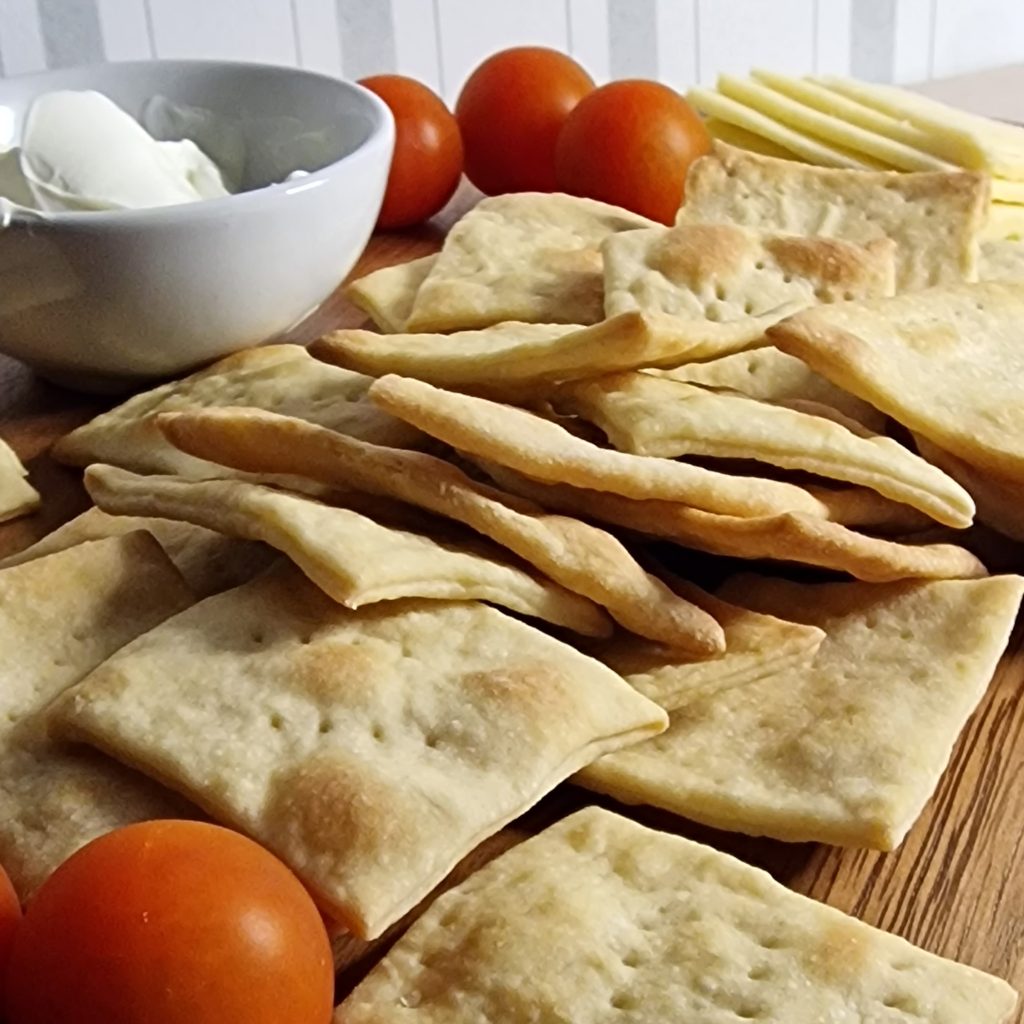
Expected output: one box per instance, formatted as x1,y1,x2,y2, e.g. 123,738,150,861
1,90,230,213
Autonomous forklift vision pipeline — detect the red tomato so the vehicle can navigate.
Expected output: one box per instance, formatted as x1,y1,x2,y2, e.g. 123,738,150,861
360,74,463,229
555,79,711,223
5,821,334,1024
456,47,594,194
0,862,21,1005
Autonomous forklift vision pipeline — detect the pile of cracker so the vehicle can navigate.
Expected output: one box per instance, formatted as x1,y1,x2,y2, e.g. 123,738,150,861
5,142,1024,1019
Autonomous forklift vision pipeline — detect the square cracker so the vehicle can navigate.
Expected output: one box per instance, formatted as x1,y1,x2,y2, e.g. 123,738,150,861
479,462,986,582
594,581,824,711
678,142,990,291
338,806,1017,1023
0,738,196,902
405,193,654,331
0,506,275,597
979,239,1024,282
157,408,725,655
768,282,1024,481
313,313,800,395
914,435,1024,544
52,344,422,477
602,222,896,326
580,574,1024,849
345,254,437,332
84,465,611,638
367,375,866,521
52,569,667,938
0,534,195,896
651,346,887,433
0,438,39,524
555,371,973,527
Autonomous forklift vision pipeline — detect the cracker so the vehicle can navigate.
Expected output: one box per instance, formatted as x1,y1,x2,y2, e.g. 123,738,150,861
480,463,986,582
368,375,873,521
679,142,990,290
52,344,422,476
979,239,1024,281
157,408,725,654
0,506,274,597
0,535,195,896
580,574,1024,850
0,438,40,523
345,254,437,332
556,372,974,527
594,581,824,710
603,222,895,324
52,569,666,938
405,193,654,331
84,464,611,637
650,346,887,432
312,312,778,394
769,282,1024,481
0,740,196,902
915,436,1024,543
339,806,1017,1023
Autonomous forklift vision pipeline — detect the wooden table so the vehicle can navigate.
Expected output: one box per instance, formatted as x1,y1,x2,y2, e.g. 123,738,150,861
2,205,1022,1011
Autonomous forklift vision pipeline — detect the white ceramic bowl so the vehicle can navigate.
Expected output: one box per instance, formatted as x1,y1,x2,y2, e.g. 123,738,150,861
0,60,393,392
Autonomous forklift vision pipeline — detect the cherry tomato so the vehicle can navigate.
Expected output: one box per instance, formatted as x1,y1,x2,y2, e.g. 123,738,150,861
360,74,463,229
5,821,334,1024
456,46,594,194
555,79,711,224
0,862,21,1005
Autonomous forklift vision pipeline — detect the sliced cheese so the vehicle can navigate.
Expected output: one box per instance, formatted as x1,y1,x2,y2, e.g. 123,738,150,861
718,75,955,173
984,202,1024,241
686,87,884,170
814,75,1024,179
704,117,801,161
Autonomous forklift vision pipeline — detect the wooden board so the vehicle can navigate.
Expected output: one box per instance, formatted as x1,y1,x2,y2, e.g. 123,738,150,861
1,210,1022,1013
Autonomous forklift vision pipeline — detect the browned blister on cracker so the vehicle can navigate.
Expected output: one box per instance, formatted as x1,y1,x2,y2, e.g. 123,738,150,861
52,570,666,938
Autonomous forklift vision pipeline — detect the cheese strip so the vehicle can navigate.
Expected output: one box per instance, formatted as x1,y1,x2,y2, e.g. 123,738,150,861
687,87,885,169
814,75,1024,179
743,72,1024,202
718,75,955,172
703,117,802,160
984,202,1024,241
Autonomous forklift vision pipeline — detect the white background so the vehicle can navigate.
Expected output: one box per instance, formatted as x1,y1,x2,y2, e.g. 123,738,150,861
0,0,1022,100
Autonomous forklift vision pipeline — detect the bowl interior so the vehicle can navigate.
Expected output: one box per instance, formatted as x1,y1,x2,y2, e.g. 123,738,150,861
0,60,383,191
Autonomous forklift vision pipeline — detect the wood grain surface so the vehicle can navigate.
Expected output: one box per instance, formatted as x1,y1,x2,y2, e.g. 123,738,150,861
1,208,1022,1012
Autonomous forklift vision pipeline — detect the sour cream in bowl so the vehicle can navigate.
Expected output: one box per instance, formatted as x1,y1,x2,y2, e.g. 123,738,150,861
0,60,393,392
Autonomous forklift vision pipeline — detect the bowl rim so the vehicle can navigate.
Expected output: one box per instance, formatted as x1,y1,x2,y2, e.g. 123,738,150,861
0,57,395,227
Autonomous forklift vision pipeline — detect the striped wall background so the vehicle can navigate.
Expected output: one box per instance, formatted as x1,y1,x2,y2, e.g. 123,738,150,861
0,0,1022,99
